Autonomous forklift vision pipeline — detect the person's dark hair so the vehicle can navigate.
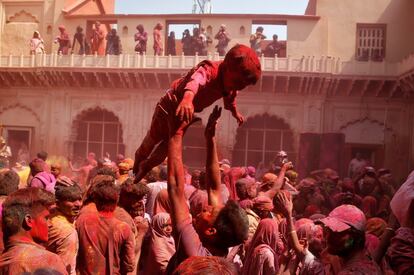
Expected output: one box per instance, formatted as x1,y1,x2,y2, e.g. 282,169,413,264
96,166,116,178
55,183,82,202
214,200,249,248
223,44,261,86
159,165,168,181
2,188,55,240
29,158,45,175
198,171,207,190
173,256,237,275
119,178,150,206
91,177,119,212
36,151,48,161
0,169,19,196
145,166,161,183
235,179,248,200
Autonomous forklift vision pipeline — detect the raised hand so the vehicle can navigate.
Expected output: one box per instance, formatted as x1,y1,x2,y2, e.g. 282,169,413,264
205,105,222,139
275,191,293,217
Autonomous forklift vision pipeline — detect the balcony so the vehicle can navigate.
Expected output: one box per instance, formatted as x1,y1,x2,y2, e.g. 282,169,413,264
0,53,413,98
1,52,413,76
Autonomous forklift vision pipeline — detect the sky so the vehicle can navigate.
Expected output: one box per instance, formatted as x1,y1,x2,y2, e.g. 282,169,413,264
115,0,309,15
115,1,309,40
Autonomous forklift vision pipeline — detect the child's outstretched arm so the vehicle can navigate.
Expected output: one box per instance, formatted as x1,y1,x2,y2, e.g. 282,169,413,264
176,65,212,123
223,91,244,125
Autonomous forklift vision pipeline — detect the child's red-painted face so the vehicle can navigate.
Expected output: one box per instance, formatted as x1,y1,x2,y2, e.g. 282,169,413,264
223,69,252,92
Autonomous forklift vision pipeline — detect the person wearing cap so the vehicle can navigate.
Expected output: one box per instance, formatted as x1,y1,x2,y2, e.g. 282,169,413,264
318,204,381,274
47,178,82,275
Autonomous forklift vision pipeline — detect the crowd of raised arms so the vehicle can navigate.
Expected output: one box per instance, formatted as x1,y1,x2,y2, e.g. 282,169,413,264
0,42,413,275
29,21,283,57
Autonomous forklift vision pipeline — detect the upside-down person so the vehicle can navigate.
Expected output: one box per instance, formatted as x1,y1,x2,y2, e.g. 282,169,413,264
133,44,261,182
165,106,249,272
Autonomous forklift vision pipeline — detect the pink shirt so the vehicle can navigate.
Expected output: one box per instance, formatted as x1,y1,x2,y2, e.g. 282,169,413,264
170,60,237,113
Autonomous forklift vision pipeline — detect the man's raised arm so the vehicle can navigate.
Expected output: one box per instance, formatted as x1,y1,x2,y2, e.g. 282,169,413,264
204,106,223,207
167,122,190,227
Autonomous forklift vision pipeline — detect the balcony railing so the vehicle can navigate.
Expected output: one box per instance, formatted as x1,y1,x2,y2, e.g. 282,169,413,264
1,52,413,77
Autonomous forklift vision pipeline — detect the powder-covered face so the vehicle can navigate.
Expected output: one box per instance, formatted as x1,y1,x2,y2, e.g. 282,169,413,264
31,208,50,243
161,219,173,237
223,67,253,92
325,227,354,256
58,198,82,219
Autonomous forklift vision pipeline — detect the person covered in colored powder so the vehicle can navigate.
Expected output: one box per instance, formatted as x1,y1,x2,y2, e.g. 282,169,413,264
153,22,164,56
134,24,148,54
133,44,261,182
90,21,106,55
55,25,71,55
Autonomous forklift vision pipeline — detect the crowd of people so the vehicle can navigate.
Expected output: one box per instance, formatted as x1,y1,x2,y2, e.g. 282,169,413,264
2,41,412,274
28,21,283,57
0,106,413,274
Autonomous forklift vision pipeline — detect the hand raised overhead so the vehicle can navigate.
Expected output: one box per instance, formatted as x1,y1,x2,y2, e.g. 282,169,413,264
205,105,222,139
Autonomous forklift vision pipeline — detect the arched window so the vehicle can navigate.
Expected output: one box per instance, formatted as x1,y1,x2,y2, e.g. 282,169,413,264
122,25,128,35
206,25,213,36
182,120,206,169
239,26,246,35
72,108,124,159
232,114,295,167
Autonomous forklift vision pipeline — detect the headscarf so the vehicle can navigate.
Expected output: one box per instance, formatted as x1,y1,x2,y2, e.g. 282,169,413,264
390,170,414,226
188,189,208,217
239,199,253,210
143,213,175,275
295,218,321,240
242,219,282,275
253,196,274,211
153,189,171,215
366,217,387,237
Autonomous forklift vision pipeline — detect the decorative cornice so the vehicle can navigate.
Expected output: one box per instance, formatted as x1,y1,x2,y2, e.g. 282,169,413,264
7,10,39,23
